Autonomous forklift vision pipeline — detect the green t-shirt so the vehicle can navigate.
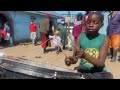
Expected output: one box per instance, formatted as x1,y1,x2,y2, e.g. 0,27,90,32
79,33,107,71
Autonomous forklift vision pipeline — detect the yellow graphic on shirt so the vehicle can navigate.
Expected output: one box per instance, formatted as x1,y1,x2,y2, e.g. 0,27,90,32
82,48,99,65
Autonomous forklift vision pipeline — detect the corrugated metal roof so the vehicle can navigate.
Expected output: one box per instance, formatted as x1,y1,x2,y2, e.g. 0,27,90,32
24,11,63,19
41,11,60,16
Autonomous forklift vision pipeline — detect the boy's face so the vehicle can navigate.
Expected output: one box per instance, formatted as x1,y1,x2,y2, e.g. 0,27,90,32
87,14,103,33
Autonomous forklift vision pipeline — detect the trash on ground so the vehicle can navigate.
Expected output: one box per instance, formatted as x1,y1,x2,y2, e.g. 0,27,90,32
35,56,42,58
5,56,16,59
0,52,6,58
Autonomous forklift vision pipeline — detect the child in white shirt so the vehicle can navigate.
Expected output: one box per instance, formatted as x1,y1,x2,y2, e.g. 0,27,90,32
49,30,62,54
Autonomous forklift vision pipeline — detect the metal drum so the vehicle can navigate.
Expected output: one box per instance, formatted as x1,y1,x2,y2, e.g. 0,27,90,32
0,59,83,79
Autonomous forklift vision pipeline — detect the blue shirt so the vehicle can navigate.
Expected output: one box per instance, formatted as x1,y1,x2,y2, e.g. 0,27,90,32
107,11,120,36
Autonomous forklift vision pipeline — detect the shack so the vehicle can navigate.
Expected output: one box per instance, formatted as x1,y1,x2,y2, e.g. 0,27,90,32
0,11,63,44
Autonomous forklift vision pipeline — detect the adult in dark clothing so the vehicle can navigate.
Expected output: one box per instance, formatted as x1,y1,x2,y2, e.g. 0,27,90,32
40,14,51,53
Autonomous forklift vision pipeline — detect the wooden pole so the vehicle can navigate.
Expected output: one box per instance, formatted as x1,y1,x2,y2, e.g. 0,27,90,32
59,45,68,58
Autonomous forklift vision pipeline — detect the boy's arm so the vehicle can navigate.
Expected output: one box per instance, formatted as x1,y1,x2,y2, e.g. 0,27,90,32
82,36,110,67
70,35,81,64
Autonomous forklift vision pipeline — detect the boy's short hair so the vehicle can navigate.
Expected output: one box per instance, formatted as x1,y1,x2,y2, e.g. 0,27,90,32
88,11,104,23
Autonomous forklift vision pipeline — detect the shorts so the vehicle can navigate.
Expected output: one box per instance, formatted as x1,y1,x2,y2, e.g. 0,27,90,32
5,33,10,40
30,32,36,40
109,34,120,50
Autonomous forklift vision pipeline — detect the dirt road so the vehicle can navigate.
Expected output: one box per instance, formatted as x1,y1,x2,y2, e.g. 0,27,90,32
0,42,120,79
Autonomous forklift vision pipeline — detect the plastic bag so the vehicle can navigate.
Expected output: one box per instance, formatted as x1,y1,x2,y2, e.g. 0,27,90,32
0,52,6,58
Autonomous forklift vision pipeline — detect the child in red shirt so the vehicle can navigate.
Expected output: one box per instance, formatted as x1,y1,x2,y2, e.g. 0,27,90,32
0,26,7,46
29,21,37,45
1,29,7,38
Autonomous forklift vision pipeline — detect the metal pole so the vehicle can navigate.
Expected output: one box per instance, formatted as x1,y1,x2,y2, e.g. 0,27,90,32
67,11,70,33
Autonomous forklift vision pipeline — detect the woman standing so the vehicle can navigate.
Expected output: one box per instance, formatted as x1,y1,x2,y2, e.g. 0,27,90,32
73,13,83,45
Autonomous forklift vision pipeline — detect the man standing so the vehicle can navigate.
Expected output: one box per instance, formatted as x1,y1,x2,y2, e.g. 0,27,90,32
40,14,51,53
58,18,67,50
4,22,10,47
107,11,120,62
29,21,37,45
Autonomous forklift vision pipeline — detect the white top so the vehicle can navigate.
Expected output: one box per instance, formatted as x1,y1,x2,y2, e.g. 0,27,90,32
49,35,61,46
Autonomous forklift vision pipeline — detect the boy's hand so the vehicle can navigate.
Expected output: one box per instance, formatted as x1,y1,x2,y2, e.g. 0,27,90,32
65,56,74,66
75,48,84,58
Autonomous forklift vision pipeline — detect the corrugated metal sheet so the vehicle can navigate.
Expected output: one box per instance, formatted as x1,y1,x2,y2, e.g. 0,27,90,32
24,11,63,19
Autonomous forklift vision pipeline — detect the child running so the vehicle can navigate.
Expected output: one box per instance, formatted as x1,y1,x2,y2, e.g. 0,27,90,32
49,30,62,54
65,12,113,79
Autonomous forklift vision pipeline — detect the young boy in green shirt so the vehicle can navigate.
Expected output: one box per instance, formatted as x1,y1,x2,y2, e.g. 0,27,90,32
65,12,113,79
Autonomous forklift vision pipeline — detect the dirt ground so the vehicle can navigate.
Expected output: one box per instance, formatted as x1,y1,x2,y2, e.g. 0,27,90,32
0,42,120,79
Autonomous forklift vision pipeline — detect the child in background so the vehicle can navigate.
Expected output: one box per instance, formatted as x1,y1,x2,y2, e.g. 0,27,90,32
49,30,61,54
73,13,83,45
1,27,7,39
1,26,7,46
